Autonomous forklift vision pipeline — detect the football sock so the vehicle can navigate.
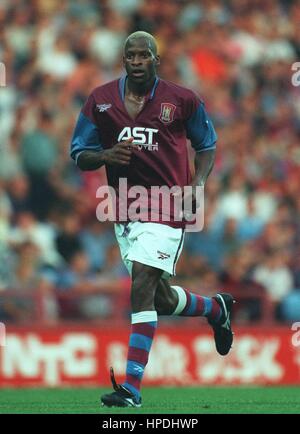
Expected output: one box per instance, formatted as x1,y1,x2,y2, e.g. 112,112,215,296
171,285,222,322
123,310,157,399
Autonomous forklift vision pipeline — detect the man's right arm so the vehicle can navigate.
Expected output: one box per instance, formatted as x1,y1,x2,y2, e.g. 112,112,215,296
76,150,106,171
70,101,136,170
77,139,136,171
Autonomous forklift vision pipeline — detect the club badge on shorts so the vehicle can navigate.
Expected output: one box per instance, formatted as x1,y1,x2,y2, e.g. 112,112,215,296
159,103,176,124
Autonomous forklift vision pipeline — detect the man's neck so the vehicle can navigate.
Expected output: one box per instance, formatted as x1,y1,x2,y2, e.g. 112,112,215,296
126,76,156,97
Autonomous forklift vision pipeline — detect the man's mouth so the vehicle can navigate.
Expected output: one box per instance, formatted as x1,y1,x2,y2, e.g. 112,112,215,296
131,70,145,77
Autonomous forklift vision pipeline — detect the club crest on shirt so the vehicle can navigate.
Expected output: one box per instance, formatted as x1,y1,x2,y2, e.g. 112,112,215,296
159,103,176,124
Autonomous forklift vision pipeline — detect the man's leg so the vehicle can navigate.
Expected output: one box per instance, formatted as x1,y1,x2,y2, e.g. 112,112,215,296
154,279,234,356
155,279,220,320
101,261,162,407
155,279,222,322
122,261,162,398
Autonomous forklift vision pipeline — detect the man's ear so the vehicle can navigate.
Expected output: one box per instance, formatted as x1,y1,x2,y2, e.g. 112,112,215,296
155,55,160,66
122,55,126,67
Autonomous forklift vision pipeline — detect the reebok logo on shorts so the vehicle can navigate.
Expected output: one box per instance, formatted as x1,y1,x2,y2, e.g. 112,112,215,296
157,250,170,260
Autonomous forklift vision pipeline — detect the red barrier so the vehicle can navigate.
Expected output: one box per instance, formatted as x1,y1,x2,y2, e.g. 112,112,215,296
0,324,300,387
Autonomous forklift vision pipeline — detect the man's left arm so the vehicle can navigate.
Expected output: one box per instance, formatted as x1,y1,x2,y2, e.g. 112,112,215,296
185,100,217,188
192,148,216,188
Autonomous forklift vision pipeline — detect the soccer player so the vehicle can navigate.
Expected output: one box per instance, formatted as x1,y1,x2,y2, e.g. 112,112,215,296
70,31,234,408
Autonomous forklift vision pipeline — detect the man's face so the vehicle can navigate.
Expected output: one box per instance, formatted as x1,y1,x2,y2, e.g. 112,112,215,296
123,38,159,84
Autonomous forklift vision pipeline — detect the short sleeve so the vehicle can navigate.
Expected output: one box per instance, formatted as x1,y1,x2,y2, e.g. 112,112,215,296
70,93,103,164
185,96,217,152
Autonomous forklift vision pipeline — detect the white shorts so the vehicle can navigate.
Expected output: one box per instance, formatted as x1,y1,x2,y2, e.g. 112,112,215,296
114,222,185,280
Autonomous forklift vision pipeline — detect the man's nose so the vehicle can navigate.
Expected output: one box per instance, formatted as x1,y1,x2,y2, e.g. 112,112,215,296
131,55,142,65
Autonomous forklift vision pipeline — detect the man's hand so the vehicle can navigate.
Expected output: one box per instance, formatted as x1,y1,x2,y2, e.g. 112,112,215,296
172,148,215,219
171,182,204,222
76,138,138,171
172,183,203,208
103,137,138,166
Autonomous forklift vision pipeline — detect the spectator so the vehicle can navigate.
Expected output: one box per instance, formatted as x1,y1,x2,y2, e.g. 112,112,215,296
0,241,58,322
55,211,82,263
252,250,294,303
237,195,265,241
8,211,61,267
55,250,114,320
279,289,300,322
80,220,115,272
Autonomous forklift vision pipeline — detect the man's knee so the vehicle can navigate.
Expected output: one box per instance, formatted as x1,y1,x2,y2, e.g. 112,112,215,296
155,280,178,315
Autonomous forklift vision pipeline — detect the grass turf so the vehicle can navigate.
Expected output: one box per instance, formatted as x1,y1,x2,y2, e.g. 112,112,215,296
0,387,299,414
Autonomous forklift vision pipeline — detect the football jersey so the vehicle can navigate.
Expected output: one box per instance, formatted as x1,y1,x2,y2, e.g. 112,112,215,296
70,76,217,227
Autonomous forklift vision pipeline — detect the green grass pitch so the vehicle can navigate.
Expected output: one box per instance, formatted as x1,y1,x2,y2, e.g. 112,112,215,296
0,387,299,414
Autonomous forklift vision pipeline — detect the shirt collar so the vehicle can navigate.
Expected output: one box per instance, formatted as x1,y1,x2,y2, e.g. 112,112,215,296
118,75,160,102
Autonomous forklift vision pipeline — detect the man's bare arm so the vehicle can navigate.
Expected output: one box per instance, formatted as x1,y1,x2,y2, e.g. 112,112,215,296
76,138,136,171
77,150,106,171
192,148,216,187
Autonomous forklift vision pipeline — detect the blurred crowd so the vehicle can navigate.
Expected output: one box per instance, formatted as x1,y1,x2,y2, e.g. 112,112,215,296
1,0,300,323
